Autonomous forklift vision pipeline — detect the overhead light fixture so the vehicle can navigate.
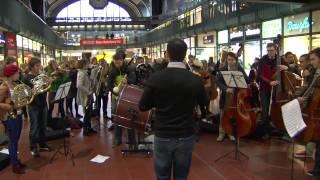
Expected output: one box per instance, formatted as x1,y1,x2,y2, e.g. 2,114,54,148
121,25,126,29
72,25,78,29
87,25,93,29
66,26,71,29
115,25,120,29
100,25,106,28
79,25,85,29
107,25,112,29
127,25,132,28
59,26,65,29
53,26,58,29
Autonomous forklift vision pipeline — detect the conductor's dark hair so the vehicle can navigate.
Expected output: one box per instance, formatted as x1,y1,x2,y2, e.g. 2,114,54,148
167,38,187,62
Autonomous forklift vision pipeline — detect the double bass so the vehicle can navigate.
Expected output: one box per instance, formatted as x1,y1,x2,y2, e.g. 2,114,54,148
220,47,257,137
269,36,302,129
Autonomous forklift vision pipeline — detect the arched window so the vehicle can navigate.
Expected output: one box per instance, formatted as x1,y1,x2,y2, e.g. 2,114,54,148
56,0,131,21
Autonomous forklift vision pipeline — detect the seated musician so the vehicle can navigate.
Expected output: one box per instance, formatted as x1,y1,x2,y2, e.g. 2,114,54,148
296,48,320,178
216,52,249,142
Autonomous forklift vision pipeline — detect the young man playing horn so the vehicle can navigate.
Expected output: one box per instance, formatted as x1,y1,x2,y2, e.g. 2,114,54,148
22,58,53,157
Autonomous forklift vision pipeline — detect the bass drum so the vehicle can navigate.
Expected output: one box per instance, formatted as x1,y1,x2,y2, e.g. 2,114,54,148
113,85,152,133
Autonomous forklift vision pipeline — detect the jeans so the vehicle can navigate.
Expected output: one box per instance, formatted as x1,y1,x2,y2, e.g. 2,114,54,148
259,91,272,135
313,143,320,176
66,96,79,117
96,94,108,118
28,105,48,150
3,115,22,165
154,134,196,180
82,97,93,130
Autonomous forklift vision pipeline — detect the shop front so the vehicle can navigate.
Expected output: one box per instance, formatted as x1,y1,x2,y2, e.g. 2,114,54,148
261,18,282,55
243,24,261,73
283,12,310,57
196,32,216,61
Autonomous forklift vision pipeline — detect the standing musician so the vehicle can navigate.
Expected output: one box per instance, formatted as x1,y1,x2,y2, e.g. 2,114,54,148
22,58,53,157
296,48,320,178
257,43,287,139
216,52,249,142
139,39,208,180
95,59,110,122
0,63,25,174
76,59,96,136
108,51,135,146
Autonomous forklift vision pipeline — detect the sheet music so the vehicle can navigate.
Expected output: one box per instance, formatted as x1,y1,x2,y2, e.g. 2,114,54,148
221,71,247,88
55,82,71,101
90,154,110,164
281,99,306,138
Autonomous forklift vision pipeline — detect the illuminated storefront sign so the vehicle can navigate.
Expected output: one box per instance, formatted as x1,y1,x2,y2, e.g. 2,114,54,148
287,17,310,32
262,19,282,38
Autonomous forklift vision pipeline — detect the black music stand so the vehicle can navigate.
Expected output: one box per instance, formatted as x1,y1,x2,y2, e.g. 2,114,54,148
50,82,75,166
215,71,249,162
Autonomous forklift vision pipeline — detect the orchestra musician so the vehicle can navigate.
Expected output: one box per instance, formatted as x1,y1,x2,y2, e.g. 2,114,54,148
108,51,135,146
22,58,53,157
216,52,249,142
76,59,96,136
0,63,25,174
257,43,286,139
295,48,320,178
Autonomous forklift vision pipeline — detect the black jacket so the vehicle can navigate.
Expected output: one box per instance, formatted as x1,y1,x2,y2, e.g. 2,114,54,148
216,64,249,109
139,67,208,138
107,63,130,95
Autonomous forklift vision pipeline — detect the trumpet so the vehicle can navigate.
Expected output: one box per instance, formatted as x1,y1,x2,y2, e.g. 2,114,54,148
9,74,51,118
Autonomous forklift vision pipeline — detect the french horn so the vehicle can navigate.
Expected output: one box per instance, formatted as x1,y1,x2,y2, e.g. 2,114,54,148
9,74,51,118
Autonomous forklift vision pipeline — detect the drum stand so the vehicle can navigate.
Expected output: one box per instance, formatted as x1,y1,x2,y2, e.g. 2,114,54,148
121,109,152,156
215,116,249,162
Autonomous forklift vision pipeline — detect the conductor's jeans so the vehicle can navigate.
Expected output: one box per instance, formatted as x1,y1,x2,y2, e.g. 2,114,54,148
313,143,320,178
154,134,196,180
3,115,22,165
28,105,48,150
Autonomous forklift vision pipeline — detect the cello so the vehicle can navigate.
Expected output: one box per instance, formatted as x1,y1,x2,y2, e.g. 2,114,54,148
296,70,320,143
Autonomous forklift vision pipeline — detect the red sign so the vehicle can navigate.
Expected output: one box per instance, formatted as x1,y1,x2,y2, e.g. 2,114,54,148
5,32,17,49
80,38,124,46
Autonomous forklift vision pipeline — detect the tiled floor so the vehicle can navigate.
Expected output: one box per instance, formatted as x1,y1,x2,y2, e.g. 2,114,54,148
0,118,313,180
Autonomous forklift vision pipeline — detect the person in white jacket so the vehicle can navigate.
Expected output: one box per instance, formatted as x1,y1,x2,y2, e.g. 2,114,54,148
76,59,96,136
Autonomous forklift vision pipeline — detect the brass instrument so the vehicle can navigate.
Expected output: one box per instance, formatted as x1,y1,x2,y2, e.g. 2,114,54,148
113,74,127,95
96,64,109,96
8,74,51,118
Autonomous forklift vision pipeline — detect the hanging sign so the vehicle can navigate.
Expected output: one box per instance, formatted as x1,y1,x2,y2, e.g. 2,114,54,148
80,38,124,46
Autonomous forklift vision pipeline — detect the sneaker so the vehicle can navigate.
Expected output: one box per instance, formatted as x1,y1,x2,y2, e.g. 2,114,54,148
216,134,225,142
294,150,308,158
228,135,235,141
31,149,40,157
306,170,313,176
39,144,54,152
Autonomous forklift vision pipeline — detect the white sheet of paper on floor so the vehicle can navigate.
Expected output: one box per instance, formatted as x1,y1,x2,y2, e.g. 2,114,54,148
90,154,110,163
0,148,9,155
281,99,306,138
